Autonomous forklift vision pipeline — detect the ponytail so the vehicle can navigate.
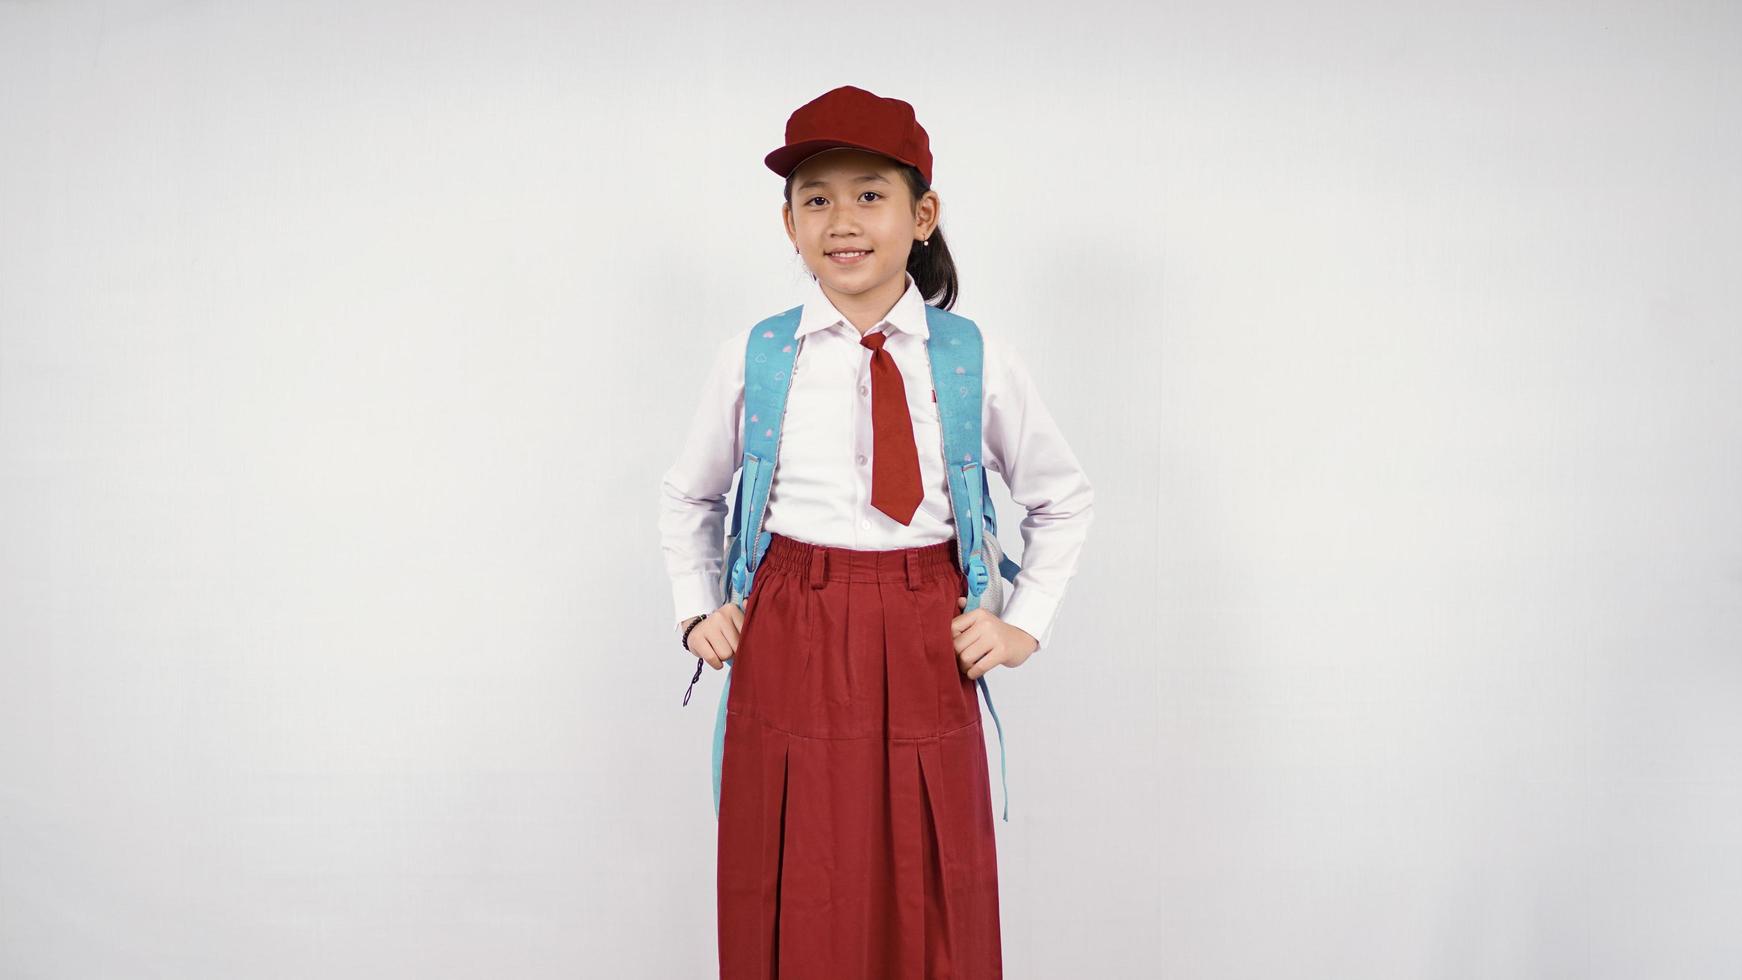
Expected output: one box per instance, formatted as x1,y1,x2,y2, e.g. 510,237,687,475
897,165,959,311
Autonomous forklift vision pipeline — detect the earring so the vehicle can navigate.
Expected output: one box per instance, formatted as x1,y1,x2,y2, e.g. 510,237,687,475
922,238,930,247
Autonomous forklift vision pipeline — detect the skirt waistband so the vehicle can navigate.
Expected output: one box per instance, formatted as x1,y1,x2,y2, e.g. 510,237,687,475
760,532,961,587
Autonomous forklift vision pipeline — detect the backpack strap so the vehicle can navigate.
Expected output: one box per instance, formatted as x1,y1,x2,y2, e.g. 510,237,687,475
924,304,1014,822
732,307,806,598
923,305,985,579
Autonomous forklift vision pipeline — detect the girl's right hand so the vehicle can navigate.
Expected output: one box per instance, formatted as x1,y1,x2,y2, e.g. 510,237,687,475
686,602,745,670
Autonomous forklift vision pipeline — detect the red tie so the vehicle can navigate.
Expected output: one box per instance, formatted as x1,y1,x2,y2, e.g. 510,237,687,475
859,330,923,525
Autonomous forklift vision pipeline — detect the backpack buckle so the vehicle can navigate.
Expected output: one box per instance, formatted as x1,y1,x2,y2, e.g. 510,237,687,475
965,553,989,596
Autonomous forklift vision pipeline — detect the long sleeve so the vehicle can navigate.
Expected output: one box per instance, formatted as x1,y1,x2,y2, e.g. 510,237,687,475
980,333,1095,652
658,328,748,634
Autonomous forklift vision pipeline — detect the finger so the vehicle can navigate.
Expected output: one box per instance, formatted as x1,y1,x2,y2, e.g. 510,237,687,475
720,614,741,647
968,648,1005,680
698,635,723,670
959,634,994,671
952,610,983,638
727,605,745,629
958,647,985,677
967,640,1005,679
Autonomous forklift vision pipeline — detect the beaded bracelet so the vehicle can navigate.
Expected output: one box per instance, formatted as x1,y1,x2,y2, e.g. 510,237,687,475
680,615,707,706
680,614,705,651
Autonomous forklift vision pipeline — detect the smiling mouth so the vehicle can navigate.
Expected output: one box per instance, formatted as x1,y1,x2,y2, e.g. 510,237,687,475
826,249,873,264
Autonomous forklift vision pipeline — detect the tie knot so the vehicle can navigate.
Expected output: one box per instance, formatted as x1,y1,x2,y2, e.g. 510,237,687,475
860,330,887,353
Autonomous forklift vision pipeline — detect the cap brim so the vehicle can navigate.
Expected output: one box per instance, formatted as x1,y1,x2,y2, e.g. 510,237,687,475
764,139,915,179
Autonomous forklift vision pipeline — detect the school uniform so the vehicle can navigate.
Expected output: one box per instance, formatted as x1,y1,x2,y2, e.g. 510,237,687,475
657,270,1094,978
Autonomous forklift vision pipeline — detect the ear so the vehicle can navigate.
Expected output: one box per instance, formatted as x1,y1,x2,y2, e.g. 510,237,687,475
915,189,941,240
782,201,797,246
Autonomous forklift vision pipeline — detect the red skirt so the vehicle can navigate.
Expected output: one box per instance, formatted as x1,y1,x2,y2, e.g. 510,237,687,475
717,531,1003,979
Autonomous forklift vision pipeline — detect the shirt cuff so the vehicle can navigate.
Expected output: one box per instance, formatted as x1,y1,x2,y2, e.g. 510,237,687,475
999,582,1063,653
671,572,721,633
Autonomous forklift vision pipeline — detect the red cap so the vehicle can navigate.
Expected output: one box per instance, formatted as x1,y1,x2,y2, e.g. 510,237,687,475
764,85,933,186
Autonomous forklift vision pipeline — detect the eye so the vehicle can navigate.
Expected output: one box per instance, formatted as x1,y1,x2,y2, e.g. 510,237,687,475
805,196,827,206
859,191,883,203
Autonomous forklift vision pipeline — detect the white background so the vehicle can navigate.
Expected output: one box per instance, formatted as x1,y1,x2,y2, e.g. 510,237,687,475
2,1,1739,977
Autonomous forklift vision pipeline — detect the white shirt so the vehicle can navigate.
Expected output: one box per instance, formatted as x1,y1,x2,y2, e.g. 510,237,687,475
657,271,1094,651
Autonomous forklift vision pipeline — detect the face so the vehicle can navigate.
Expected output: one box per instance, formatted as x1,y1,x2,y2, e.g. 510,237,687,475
783,148,939,304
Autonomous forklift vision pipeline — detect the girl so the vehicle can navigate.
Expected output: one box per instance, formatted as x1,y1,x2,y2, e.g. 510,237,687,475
657,84,1095,980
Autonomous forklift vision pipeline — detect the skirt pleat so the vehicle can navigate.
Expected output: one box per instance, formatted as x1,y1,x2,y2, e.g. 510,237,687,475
717,532,1002,979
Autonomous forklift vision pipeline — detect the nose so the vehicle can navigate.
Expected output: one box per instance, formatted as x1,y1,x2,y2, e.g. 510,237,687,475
826,209,861,238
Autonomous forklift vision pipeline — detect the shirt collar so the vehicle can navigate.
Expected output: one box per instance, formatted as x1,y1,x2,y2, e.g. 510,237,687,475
795,271,930,340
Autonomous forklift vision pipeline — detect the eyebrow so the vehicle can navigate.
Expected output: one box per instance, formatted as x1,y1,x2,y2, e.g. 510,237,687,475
796,174,892,192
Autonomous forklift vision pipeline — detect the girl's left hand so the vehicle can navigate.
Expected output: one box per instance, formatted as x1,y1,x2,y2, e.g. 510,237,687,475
951,596,1039,679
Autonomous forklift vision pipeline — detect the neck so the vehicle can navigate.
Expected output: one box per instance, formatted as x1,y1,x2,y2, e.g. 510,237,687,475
820,273,908,335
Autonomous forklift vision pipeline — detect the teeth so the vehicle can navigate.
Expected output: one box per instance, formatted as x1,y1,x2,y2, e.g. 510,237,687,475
831,251,867,257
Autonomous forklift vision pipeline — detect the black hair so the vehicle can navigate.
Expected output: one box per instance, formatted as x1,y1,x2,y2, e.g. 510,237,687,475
784,162,960,311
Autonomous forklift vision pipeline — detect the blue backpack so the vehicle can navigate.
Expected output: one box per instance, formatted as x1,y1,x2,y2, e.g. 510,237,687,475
683,302,1021,822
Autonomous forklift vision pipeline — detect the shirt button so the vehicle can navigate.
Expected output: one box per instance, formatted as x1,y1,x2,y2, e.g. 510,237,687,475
857,453,868,466
860,385,869,396
860,519,870,530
